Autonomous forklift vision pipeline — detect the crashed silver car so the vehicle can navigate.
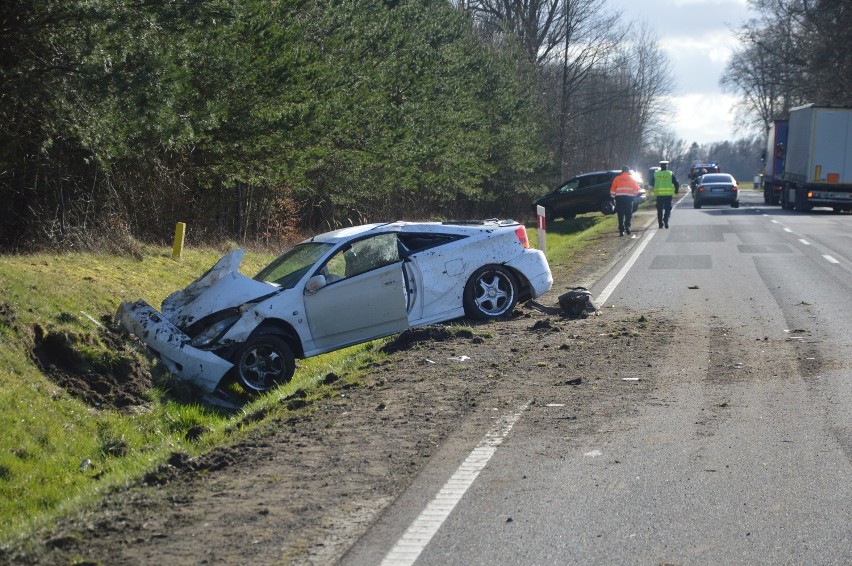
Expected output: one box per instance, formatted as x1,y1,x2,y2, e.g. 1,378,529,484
116,220,553,394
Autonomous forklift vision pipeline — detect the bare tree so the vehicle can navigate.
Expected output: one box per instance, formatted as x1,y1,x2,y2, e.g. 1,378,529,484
462,0,619,67
721,0,852,132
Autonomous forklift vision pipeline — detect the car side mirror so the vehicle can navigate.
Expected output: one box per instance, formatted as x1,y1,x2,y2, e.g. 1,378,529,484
304,274,327,296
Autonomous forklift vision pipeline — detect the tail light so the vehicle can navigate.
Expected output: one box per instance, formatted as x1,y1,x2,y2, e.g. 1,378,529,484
515,226,529,248
698,186,705,193
731,185,738,192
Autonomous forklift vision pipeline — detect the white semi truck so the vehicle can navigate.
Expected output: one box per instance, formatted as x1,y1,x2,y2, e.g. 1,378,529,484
780,104,852,212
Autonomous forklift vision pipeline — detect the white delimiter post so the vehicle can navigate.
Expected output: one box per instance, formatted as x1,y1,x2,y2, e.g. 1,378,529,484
536,205,546,254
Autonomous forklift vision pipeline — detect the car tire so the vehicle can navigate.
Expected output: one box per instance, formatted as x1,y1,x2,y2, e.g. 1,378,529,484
233,334,295,393
693,200,701,209
463,265,518,321
732,201,739,208
600,199,615,215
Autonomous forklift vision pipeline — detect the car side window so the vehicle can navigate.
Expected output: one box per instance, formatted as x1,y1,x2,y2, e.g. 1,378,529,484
590,174,611,186
397,233,462,254
323,233,401,282
558,179,580,193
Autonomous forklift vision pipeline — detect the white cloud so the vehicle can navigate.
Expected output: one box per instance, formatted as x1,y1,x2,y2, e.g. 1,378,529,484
669,0,747,5
661,34,737,65
667,93,739,144
611,0,756,142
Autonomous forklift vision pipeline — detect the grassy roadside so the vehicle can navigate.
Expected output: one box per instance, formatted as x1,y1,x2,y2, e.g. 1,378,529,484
0,213,620,547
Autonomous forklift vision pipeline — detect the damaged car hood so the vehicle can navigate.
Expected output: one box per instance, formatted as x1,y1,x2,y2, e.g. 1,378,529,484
162,249,277,328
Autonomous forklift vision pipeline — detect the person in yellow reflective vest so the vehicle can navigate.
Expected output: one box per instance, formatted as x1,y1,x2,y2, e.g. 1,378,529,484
609,166,641,236
652,160,679,229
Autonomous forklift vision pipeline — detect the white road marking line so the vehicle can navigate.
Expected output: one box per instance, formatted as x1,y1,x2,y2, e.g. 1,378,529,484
597,230,656,306
771,219,780,224
783,228,793,233
823,255,840,264
799,239,810,245
381,402,530,566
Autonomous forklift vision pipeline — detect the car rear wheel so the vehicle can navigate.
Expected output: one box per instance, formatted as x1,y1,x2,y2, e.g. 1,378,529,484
731,201,739,208
463,265,518,320
233,334,295,393
693,200,701,209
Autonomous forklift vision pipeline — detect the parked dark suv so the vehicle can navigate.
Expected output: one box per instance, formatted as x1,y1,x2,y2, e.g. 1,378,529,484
533,170,646,220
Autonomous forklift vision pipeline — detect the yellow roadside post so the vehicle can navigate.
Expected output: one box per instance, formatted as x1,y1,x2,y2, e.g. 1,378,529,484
172,222,186,259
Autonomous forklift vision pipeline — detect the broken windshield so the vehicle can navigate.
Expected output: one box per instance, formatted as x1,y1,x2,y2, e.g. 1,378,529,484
254,242,333,289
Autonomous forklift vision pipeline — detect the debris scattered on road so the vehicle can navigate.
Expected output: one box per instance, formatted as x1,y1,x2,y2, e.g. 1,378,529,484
530,319,559,331
558,288,598,318
448,355,470,362
583,449,603,458
622,377,640,381
688,285,699,290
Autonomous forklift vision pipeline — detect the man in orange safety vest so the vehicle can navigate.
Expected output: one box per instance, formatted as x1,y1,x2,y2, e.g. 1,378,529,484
610,166,641,236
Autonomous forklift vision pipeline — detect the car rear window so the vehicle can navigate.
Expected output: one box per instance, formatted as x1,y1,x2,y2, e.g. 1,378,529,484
702,174,734,183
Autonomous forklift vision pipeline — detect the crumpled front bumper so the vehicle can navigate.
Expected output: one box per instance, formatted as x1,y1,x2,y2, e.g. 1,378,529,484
115,300,233,393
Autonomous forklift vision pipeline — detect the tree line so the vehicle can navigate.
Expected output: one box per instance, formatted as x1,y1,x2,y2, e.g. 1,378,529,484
720,0,852,132
2,0,675,251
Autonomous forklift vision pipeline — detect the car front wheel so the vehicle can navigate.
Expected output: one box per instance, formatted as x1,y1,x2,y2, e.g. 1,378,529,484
233,334,295,393
463,265,518,320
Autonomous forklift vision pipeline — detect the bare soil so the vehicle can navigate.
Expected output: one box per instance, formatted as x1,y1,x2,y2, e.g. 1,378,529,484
4,219,677,565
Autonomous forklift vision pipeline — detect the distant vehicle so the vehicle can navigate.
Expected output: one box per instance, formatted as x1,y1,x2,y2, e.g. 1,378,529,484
693,173,739,209
116,220,553,394
776,104,852,212
688,162,721,193
533,170,646,220
761,119,788,205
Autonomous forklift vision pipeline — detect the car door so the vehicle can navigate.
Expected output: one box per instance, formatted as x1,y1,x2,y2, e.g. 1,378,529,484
397,232,468,324
551,177,581,215
304,233,409,351
574,174,601,212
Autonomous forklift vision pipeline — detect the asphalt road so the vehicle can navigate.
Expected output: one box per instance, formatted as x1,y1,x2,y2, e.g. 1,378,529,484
344,191,852,565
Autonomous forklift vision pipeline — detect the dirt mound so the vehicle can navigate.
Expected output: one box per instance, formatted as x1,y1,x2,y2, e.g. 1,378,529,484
31,321,154,411
379,325,476,354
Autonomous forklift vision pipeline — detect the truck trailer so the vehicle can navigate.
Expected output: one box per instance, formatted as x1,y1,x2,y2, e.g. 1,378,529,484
780,104,852,212
761,119,788,205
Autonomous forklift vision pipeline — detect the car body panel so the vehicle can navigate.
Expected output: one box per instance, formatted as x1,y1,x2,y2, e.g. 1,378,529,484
116,220,552,393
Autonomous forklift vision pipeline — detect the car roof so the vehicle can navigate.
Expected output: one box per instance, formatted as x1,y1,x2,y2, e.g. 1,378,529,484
576,170,620,176
305,220,521,244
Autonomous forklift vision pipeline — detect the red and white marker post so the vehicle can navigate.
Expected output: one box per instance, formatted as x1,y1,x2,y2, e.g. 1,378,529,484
536,205,546,254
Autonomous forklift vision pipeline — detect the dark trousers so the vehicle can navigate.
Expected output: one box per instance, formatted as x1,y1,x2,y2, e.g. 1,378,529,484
615,196,634,232
656,195,673,226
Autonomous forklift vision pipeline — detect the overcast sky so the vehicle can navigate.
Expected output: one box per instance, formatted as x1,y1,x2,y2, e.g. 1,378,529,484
608,0,757,145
